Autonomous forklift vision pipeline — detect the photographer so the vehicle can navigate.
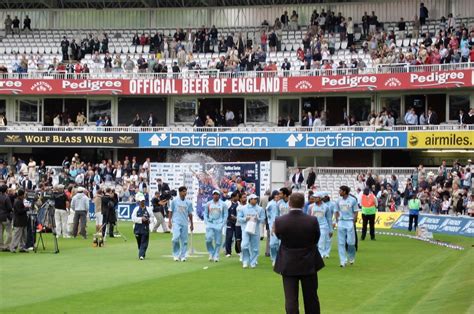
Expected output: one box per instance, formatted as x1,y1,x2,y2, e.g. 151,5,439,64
131,192,153,260
53,184,70,238
0,185,13,251
101,188,117,238
151,191,169,233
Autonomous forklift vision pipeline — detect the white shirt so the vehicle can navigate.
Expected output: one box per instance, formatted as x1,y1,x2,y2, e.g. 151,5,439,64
225,111,235,121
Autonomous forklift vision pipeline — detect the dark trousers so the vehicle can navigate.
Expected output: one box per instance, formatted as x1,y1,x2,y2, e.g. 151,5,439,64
408,214,419,232
73,211,87,238
282,273,320,314
102,212,114,237
361,214,375,240
347,33,354,47
224,224,242,255
135,232,149,258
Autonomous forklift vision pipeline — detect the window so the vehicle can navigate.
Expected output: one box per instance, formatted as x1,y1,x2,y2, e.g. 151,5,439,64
174,99,196,123
278,99,300,122
449,95,470,120
349,98,371,123
88,100,111,123
16,99,42,122
380,97,401,124
246,99,269,123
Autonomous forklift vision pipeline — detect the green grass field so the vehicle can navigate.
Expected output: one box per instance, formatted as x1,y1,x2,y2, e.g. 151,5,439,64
1,223,473,314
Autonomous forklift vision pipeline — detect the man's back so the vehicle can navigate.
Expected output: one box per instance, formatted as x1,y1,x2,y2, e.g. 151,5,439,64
274,210,324,276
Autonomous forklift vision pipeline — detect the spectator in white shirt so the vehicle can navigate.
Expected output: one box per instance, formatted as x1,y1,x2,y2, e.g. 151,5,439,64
225,109,235,126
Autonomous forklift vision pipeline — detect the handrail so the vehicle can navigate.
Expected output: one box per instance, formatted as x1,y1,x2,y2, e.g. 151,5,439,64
1,62,472,80
1,124,472,133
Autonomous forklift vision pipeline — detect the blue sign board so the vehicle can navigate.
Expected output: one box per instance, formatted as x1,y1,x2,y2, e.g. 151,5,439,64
139,132,407,149
88,202,137,221
391,214,474,237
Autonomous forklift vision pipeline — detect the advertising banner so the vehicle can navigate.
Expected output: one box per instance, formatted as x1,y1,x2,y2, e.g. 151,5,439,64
391,213,474,237
355,212,402,229
407,131,474,149
0,132,138,147
139,131,407,149
0,69,472,95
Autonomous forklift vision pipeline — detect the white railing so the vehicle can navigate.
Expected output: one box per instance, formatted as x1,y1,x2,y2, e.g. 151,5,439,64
1,124,472,133
2,62,472,80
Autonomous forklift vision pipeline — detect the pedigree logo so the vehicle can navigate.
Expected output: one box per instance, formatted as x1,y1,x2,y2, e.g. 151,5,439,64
410,72,465,87
0,80,23,94
321,75,377,90
384,77,402,87
62,80,123,94
294,80,313,90
31,81,53,92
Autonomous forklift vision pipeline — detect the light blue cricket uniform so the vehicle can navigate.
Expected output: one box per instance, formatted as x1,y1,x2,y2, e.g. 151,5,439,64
266,199,280,263
309,202,333,258
237,204,265,267
335,196,359,265
170,197,193,259
278,199,290,216
323,199,336,257
204,199,228,259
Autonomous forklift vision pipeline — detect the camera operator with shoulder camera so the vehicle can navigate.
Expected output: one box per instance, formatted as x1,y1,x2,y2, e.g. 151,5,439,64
101,188,117,238
54,184,70,238
151,191,169,233
132,192,153,260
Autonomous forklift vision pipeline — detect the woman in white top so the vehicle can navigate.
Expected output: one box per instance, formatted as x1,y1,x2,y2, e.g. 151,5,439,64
27,158,36,181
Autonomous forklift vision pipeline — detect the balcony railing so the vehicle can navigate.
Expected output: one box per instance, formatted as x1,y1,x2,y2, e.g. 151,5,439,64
1,124,472,133
2,62,472,80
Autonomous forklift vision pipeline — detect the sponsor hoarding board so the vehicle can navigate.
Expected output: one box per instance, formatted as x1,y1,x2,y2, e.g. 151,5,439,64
0,132,138,147
391,213,474,237
139,132,408,149
0,70,472,95
355,212,402,229
407,131,474,149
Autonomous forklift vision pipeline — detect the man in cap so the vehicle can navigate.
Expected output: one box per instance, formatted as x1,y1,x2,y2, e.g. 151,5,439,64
53,184,70,238
360,187,377,240
169,186,194,262
334,186,359,267
266,190,280,266
71,186,90,239
131,192,154,260
204,190,228,262
308,192,333,259
237,194,265,268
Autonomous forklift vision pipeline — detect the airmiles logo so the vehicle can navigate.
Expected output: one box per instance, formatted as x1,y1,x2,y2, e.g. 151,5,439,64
294,80,313,90
31,81,53,92
384,77,402,87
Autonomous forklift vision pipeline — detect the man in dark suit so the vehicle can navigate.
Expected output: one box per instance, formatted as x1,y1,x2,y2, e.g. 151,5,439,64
306,168,316,189
286,115,295,127
273,193,324,314
147,112,157,126
458,109,468,124
103,115,112,127
426,108,438,125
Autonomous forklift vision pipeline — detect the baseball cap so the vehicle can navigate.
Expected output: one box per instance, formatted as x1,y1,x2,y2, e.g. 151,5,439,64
212,190,221,195
248,194,258,200
77,186,85,193
136,192,145,202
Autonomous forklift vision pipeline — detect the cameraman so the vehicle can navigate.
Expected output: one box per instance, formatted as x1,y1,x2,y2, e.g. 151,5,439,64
151,191,169,233
131,192,153,260
101,188,117,238
53,184,69,238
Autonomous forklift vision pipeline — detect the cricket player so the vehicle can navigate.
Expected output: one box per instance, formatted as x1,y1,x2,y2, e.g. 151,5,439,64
322,192,335,258
204,190,228,262
334,186,359,267
237,194,265,268
278,188,291,216
168,186,194,262
266,190,280,266
308,192,333,259
131,192,154,260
